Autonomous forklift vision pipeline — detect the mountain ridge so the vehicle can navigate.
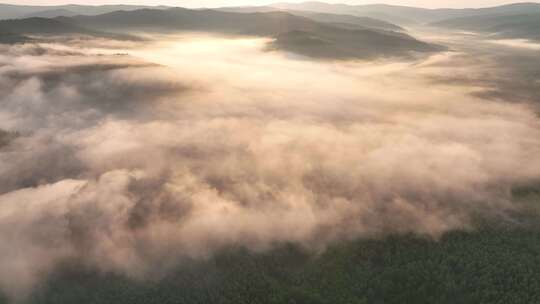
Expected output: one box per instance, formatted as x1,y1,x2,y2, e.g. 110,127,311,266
0,7,442,60
431,12,540,41
59,8,442,59
269,1,540,25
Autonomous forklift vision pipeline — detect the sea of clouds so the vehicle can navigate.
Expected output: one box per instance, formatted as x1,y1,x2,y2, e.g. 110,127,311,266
0,33,540,299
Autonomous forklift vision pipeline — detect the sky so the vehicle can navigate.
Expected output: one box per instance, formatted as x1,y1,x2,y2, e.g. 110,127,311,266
1,0,538,9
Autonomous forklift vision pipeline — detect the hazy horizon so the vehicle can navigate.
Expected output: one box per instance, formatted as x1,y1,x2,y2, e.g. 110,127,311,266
2,0,540,9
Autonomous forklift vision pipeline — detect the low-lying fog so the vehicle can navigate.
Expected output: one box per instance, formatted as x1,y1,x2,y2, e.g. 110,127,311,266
1,31,540,299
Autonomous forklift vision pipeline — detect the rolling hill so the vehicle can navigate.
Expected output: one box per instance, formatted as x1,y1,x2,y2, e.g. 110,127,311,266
3,1,540,26
0,29,29,44
0,3,169,20
58,8,339,36
432,13,540,41
0,17,93,35
292,11,405,31
56,8,441,60
0,7,442,59
21,9,80,19
268,27,438,59
218,6,405,32
270,2,540,25
0,17,142,43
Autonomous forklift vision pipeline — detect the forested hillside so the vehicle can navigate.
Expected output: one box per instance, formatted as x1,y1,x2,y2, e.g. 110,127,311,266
5,222,540,304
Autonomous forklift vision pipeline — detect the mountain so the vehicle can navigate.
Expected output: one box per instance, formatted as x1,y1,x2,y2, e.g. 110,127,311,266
57,8,440,59
2,2,540,25
218,6,404,32
0,29,29,44
465,2,540,16
291,11,405,31
58,8,331,36
0,8,441,59
270,2,540,25
0,17,140,42
0,17,93,35
432,13,540,41
21,9,79,19
0,3,169,20
269,28,438,60
0,3,37,19
271,2,420,25
216,6,281,13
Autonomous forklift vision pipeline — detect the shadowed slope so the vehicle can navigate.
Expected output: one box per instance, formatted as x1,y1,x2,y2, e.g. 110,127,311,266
271,2,540,25
0,17,92,35
218,6,405,32
0,3,169,20
432,13,540,41
0,17,142,42
60,8,441,60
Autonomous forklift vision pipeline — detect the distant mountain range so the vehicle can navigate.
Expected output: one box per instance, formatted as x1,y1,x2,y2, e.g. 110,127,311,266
0,17,91,35
431,13,540,41
1,2,539,59
0,16,141,43
218,2,540,42
0,7,442,60
217,6,405,32
0,17,87,44
0,4,169,20
3,2,540,25
269,2,540,25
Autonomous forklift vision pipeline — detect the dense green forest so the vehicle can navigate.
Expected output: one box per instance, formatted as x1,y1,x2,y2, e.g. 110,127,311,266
4,227,540,303
2,188,538,304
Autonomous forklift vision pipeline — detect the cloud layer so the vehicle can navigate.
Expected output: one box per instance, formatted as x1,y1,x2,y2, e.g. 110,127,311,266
1,33,540,299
